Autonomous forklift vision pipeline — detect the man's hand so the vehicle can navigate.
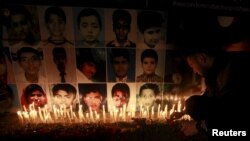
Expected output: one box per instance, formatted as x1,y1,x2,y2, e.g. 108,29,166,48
180,120,199,136
170,112,185,120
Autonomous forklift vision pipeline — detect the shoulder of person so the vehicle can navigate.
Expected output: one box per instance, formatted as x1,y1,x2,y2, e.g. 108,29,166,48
136,75,143,82
106,40,115,47
129,41,136,47
65,40,74,46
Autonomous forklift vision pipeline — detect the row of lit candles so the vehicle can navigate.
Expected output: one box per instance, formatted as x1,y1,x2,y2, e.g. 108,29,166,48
16,100,186,124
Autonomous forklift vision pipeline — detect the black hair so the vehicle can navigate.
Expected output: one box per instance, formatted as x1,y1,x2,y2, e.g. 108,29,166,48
112,9,131,26
139,83,160,97
52,83,76,96
77,8,102,29
140,49,158,63
8,5,33,28
185,95,207,121
111,83,130,98
17,47,40,61
7,6,39,45
110,48,130,64
45,6,66,23
52,47,67,60
137,11,164,33
79,84,102,97
0,85,13,102
76,48,97,69
23,84,45,102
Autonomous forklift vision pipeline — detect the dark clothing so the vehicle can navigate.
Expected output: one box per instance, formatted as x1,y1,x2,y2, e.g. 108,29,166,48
106,40,136,48
186,52,249,137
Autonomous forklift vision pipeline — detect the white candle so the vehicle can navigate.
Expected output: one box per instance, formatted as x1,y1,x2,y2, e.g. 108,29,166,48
123,104,127,121
164,104,168,119
78,104,84,122
38,107,44,121
70,105,73,119
146,106,149,118
53,105,58,120
89,107,94,122
140,104,142,117
157,104,161,118
177,100,181,112
151,106,154,118
102,105,106,122
86,113,89,122
17,111,23,123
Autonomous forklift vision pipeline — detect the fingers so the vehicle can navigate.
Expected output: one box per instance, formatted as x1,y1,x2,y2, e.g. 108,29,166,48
180,121,199,136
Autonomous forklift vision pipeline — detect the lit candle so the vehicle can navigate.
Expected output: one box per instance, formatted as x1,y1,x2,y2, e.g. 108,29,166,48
89,107,94,122
70,105,73,119
86,113,89,122
78,104,84,122
151,106,154,118
38,107,44,122
140,104,142,118
131,104,135,118
146,106,149,118
157,104,161,118
102,105,106,122
177,100,181,112
53,105,58,120
169,104,175,117
164,104,168,119
17,111,23,123
123,104,126,121
94,110,98,121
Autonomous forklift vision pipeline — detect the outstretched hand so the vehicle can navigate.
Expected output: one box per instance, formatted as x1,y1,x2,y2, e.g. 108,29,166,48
170,112,185,120
180,120,199,136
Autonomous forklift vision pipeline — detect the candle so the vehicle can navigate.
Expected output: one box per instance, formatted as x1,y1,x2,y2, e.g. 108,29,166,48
53,105,58,120
140,104,142,118
89,107,94,122
102,105,106,122
177,100,181,112
70,105,73,119
151,106,154,118
146,106,149,118
16,96,188,124
17,111,24,123
157,104,161,118
38,107,44,122
78,104,84,122
164,104,168,119
123,104,126,121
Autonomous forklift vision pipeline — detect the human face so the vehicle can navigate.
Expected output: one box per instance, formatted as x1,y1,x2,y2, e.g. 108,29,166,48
19,52,41,75
79,16,101,43
28,90,47,108
81,62,96,79
112,56,129,79
143,27,161,48
11,14,31,40
114,19,129,42
53,90,75,108
142,57,157,75
140,89,155,107
112,90,128,109
83,92,102,112
46,14,65,38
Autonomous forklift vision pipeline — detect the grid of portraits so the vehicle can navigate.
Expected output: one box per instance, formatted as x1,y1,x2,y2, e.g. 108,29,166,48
1,5,199,114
